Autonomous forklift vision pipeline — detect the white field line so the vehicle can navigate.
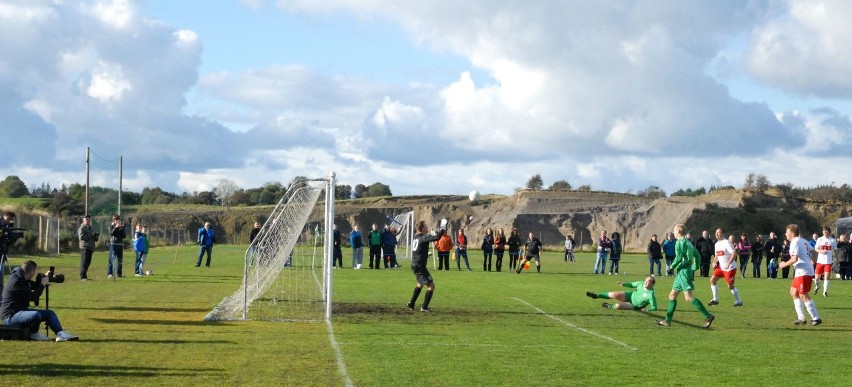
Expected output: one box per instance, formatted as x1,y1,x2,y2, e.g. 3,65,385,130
326,320,354,387
512,297,638,351
338,342,586,349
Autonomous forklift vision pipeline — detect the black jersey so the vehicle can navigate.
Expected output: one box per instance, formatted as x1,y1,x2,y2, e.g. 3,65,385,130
412,229,444,266
524,237,542,257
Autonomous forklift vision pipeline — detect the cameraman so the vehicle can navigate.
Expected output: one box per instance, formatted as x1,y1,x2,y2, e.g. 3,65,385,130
0,260,79,341
107,214,126,278
78,214,96,281
0,211,17,289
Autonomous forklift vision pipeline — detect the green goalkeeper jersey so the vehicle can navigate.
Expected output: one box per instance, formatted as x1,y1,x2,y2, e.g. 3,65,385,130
672,237,700,273
623,281,657,311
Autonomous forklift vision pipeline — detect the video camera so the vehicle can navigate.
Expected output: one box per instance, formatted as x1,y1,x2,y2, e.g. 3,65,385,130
36,266,66,284
0,221,26,251
32,266,64,307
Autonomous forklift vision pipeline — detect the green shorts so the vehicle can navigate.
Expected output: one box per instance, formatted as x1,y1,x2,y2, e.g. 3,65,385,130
672,269,695,292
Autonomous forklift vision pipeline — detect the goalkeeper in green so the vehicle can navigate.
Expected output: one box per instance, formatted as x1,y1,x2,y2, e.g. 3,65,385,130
586,276,658,311
657,224,715,328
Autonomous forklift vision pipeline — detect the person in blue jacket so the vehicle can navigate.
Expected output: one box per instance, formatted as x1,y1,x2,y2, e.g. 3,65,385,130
382,225,400,268
350,225,363,269
196,222,215,267
662,232,676,276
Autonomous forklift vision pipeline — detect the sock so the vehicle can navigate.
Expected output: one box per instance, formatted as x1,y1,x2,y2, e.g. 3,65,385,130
536,264,540,273
711,284,718,301
793,298,805,320
422,290,433,309
608,303,616,309
823,279,829,294
691,298,711,318
731,288,741,303
409,286,422,305
665,300,677,322
805,300,820,320
596,293,611,299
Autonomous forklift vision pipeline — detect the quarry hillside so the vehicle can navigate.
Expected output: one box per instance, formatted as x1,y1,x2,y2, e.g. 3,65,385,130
5,189,850,253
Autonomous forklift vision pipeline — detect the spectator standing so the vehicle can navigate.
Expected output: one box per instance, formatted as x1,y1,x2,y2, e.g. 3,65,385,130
507,229,522,272
813,226,836,297
382,226,400,269
780,239,791,279
494,228,507,271
751,235,765,278
434,231,453,270
350,225,363,269
455,229,472,271
737,233,751,278
836,234,851,280
765,232,781,279
195,222,215,268
593,231,611,275
564,234,575,262
809,233,818,249
331,224,342,269
609,232,622,275
108,215,127,277
647,234,663,276
367,224,382,269
133,224,149,276
695,230,715,277
481,228,494,272
662,233,676,276
78,214,96,281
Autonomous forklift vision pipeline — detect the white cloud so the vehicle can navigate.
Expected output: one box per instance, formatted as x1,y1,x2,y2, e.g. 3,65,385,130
86,0,136,30
84,61,132,103
746,0,852,97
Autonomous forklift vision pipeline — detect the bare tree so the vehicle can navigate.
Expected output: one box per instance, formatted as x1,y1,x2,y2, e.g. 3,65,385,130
526,174,544,190
755,174,771,193
744,173,755,190
214,179,240,208
549,180,572,191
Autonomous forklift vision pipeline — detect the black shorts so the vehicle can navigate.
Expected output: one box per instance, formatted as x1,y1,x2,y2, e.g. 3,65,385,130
411,265,433,285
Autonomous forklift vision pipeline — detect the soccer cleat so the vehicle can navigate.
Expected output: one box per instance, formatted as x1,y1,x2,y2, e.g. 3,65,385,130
703,314,715,328
656,320,671,327
135,274,142,277
601,303,611,309
811,319,822,326
29,332,50,341
55,331,79,342
813,283,820,294
586,291,598,299
107,274,113,279
708,300,719,306
823,292,828,297
733,302,743,307
420,307,431,313
792,319,806,325
406,302,415,311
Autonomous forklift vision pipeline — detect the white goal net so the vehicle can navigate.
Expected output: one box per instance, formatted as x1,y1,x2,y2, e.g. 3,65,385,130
387,211,414,263
205,174,335,322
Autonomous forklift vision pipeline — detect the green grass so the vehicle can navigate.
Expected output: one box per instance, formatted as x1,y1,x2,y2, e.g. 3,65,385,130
1,248,849,386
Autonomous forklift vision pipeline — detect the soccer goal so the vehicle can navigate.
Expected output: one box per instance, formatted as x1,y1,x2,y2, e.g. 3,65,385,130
204,173,335,322
386,211,414,263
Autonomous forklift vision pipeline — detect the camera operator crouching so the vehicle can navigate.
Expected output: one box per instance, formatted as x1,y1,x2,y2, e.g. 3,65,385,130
0,260,79,341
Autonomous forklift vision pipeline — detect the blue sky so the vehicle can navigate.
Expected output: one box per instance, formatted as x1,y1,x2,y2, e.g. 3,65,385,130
1,0,851,198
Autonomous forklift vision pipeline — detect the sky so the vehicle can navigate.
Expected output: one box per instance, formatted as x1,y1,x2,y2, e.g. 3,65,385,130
2,0,851,197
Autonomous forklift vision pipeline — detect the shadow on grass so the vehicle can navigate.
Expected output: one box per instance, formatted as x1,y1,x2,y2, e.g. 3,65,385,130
0,363,221,378
82,338,235,344
90,318,232,326
60,306,210,313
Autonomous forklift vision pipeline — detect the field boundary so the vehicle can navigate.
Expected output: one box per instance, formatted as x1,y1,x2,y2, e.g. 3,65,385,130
512,297,638,351
327,320,354,387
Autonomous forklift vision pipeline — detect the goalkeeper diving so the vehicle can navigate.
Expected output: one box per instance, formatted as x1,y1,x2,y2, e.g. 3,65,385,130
586,276,658,312
406,218,447,312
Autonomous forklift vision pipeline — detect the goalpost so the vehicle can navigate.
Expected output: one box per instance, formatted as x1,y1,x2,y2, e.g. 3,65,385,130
204,173,335,322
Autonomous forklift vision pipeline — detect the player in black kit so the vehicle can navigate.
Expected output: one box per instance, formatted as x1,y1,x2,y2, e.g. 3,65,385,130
407,218,447,312
516,232,543,274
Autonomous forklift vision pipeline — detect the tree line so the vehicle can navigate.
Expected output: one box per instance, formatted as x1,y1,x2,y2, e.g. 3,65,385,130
0,175,393,216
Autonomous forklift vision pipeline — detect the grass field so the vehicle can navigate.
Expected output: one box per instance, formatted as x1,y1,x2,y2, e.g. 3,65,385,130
1,246,849,386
